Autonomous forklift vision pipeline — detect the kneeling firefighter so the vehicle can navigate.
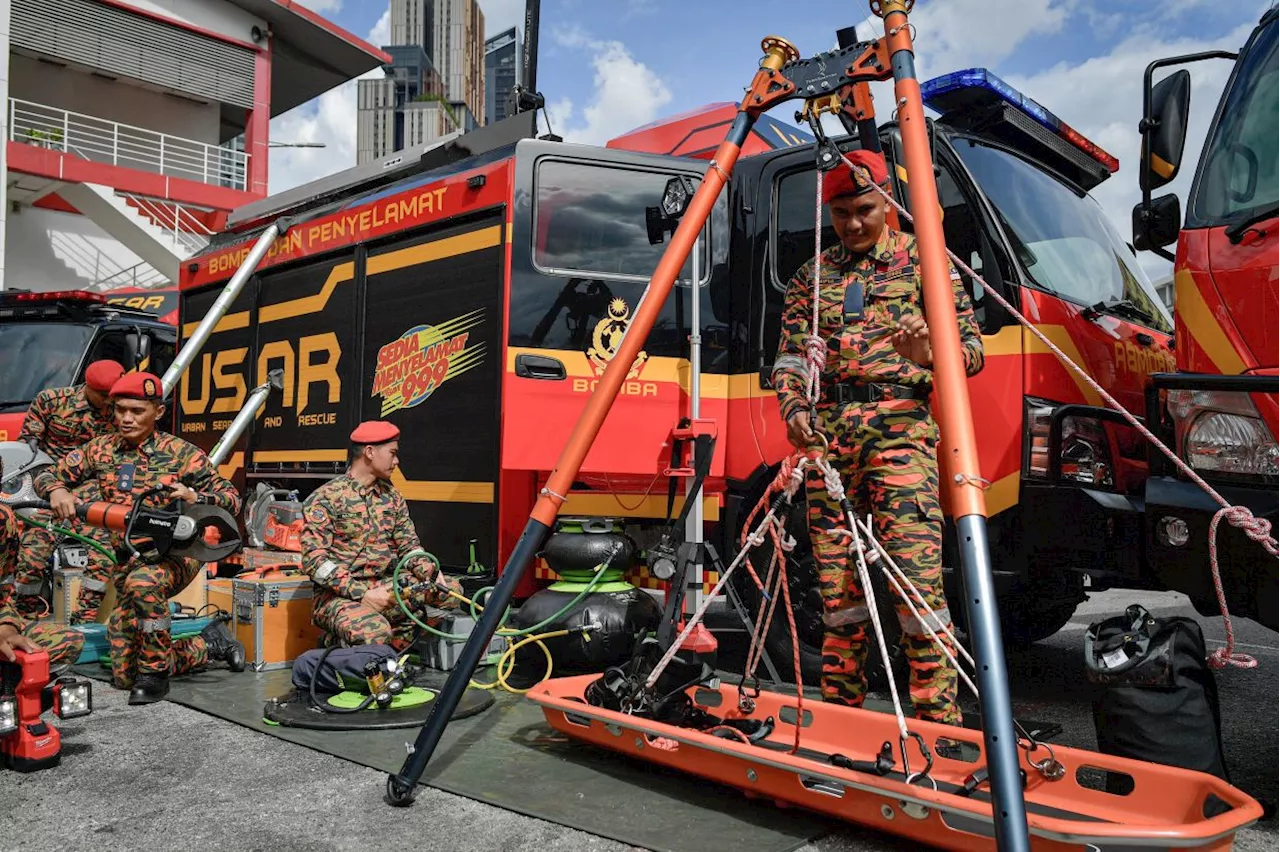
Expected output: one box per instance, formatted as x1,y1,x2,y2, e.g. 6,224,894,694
771,150,985,725
35,372,247,704
12,359,124,622
1,501,84,668
301,421,462,651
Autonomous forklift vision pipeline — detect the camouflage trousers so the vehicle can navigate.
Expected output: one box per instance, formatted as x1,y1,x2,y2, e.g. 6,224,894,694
314,565,462,651
22,621,85,669
107,556,207,688
808,398,961,724
14,510,116,622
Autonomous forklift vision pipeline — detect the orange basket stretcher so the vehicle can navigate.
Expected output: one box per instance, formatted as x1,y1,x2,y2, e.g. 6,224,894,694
527,674,1263,851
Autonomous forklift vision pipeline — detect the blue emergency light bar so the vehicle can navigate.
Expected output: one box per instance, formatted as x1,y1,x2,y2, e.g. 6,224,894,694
921,67,1119,173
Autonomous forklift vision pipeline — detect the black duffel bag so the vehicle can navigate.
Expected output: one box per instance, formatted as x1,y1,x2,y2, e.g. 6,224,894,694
1084,603,1229,787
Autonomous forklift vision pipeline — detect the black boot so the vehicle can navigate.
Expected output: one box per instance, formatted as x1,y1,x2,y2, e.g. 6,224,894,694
201,614,247,673
129,673,170,705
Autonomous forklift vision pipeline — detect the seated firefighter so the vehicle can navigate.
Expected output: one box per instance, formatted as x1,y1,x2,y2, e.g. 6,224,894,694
35,372,247,705
0,501,84,668
301,420,461,650
13,359,124,622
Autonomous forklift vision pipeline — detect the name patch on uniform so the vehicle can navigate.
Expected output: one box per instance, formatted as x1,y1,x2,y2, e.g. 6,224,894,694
115,463,136,493
843,283,864,321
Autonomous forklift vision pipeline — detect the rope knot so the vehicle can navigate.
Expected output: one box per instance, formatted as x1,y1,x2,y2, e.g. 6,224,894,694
1223,505,1278,555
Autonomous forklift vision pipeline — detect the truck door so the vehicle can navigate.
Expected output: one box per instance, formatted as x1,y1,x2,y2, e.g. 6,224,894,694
507,142,727,516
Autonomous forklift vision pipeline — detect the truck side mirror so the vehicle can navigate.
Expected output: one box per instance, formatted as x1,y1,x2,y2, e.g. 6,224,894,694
1141,69,1191,192
1132,193,1182,250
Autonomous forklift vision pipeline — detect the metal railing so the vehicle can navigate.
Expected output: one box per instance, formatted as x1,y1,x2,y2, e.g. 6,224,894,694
121,192,213,257
93,261,172,291
8,97,249,191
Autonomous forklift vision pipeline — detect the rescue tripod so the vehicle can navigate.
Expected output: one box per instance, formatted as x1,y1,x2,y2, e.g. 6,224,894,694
386,6,1032,849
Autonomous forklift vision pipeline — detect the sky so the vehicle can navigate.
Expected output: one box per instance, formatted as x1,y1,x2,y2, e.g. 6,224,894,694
271,0,1274,283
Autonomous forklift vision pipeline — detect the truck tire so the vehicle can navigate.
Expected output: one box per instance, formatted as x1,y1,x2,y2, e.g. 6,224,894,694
948,573,1083,648
730,492,903,690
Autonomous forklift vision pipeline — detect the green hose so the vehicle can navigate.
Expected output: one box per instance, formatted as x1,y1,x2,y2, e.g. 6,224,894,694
391,549,613,641
20,515,118,564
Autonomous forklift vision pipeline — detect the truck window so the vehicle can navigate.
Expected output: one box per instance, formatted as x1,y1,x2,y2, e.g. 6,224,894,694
84,329,138,371
533,159,708,284
953,138,1173,334
769,160,1006,321
147,331,176,378
0,322,96,405
1189,17,1278,225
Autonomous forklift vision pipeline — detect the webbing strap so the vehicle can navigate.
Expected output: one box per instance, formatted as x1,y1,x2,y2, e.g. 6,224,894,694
141,616,172,632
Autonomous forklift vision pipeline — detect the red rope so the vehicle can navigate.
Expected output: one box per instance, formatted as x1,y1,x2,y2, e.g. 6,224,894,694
735,450,807,753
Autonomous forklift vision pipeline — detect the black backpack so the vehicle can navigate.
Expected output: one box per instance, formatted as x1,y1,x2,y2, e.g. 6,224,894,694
1084,604,1229,787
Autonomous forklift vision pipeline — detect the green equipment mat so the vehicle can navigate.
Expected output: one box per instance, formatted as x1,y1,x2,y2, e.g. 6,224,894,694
72,664,837,852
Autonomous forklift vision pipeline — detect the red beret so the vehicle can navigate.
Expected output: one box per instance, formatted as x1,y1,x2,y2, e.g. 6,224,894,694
109,371,163,401
822,149,890,204
84,360,125,393
350,420,399,445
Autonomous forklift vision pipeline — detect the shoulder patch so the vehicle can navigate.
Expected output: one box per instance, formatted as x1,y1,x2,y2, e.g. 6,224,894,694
66,449,83,466
306,503,330,526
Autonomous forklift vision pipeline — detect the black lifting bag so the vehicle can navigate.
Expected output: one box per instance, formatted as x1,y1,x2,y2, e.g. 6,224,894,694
1084,603,1229,785
292,645,399,695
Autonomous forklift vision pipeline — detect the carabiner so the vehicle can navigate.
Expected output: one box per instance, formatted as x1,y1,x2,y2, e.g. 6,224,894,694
900,730,934,785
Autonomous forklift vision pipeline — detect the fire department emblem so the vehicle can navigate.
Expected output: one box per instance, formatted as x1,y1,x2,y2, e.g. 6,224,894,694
587,299,648,380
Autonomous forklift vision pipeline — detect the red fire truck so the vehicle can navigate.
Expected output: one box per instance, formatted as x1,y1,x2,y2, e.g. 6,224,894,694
1133,3,1278,629
177,67,1176,682
0,286,178,442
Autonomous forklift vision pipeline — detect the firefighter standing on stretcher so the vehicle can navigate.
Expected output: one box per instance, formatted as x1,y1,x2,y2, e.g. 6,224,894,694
772,150,984,724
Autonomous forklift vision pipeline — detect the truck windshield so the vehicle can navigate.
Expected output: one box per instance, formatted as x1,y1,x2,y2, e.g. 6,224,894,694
0,322,96,406
1188,14,1278,227
953,138,1173,334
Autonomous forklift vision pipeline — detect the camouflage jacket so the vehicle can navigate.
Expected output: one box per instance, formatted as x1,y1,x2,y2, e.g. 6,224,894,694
301,474,445,604
0,505,25,631
773,228,985,422
21,385,116,463
33,430,241,519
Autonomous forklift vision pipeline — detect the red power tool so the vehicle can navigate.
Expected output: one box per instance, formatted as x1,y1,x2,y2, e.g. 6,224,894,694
0,648,93,772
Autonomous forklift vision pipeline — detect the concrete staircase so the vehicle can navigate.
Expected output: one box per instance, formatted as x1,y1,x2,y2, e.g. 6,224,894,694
57,183,210,285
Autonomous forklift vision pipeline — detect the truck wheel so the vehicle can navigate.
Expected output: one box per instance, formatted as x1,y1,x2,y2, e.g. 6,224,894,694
730,493,903,690
949,574,1083,648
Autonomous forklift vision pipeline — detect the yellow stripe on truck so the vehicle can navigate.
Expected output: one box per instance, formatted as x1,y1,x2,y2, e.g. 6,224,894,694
1175,268,1248,375
181,227,503,337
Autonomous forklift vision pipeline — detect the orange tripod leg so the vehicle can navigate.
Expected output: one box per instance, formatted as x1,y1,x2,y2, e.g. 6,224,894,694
384,44,804,805
875,2,1031,848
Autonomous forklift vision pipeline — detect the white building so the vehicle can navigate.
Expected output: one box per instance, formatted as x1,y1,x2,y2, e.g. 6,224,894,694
1,0,389,292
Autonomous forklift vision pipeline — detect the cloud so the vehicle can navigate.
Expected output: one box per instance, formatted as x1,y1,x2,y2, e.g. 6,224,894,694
477,0,526,37
291,0,343,13
547,29,672,145
853,0,1071,74
266,8,389,194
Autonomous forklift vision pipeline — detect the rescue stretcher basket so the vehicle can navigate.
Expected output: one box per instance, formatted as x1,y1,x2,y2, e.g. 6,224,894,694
527,674,1263,851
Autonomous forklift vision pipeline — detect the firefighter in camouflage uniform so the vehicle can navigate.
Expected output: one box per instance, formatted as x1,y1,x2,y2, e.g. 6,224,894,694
35,372,246,705
0,502,84,667
772,150,984,725
12,359,123,622
301,420,461,650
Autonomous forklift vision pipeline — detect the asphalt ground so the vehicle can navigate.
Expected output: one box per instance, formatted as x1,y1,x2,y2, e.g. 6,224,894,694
3,588,1276,852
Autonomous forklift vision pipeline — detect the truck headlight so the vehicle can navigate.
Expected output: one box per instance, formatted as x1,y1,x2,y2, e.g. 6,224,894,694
1169,390,1278,481
1023,398,1114,487
1185,411,1278,477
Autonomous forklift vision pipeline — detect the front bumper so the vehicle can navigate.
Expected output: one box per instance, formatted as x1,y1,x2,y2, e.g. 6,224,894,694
1020,482,1146,584
1144,475,1278,630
